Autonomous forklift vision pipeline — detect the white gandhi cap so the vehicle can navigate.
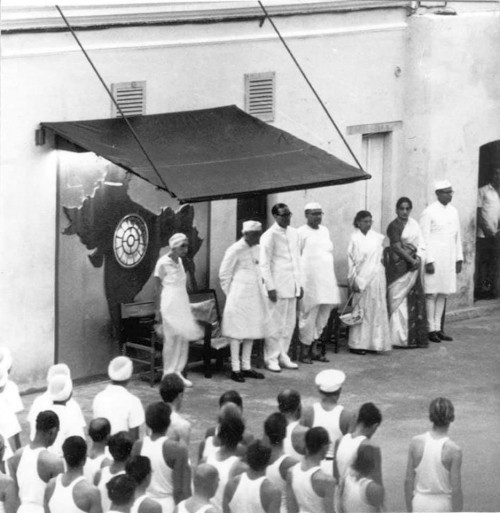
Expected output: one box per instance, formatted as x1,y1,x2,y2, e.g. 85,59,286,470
315,369,346,393
108,356,133,382
242,220,262,233
304,202,322,211
434,179,453,191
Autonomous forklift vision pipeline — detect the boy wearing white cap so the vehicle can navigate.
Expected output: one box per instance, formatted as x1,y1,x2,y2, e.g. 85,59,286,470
93,356,145,440
300,370,355,477
297,203,341,363
260,204,302,372
219,220,268,382
154,232,203,388
420,180,463,343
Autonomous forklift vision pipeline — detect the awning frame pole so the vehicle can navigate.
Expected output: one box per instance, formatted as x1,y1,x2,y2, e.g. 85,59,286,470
55,5,176,199
257,0,365,173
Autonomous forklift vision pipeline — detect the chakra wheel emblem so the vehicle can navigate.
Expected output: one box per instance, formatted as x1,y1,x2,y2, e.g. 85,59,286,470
113,214,148,268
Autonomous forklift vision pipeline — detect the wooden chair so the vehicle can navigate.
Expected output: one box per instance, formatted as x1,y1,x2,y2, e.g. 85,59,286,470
119,301,161,387
186,289,230,378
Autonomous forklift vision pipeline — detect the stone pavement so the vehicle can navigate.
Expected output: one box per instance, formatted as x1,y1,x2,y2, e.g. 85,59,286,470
18,311,500,512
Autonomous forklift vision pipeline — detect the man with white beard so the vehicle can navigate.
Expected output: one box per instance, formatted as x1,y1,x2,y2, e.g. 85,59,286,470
297,203,341,363
220,220,268,383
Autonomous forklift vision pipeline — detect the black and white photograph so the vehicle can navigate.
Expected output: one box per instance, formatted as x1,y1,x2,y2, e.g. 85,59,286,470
0,1,499,512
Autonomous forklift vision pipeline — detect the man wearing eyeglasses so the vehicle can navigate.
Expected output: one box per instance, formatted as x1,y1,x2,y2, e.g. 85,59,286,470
260,203,302,373
420,180,463,343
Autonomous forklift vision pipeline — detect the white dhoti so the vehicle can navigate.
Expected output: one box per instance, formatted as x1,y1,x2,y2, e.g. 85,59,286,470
299,304,333,346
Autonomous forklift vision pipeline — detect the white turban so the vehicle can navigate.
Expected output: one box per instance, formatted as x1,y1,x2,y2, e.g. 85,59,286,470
108,356,133,382
315,369,346,393
434,179,452,191
48,374,73,402
169,233,188,249
47,363,71,382
0,347,13,372
304,202,322,211
242,220,262,233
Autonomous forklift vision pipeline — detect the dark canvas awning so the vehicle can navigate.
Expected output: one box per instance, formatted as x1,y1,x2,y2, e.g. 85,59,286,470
42,105,369,203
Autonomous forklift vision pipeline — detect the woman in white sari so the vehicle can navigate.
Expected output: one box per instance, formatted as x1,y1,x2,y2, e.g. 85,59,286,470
347,211,391,354
385,197,428,348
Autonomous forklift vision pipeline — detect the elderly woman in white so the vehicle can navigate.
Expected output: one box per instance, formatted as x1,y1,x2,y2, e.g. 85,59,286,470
154,233,203,388
347,211,391,355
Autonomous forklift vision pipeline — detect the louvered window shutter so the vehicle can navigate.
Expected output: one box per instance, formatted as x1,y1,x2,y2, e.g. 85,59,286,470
111,81,146,117
245,72,275,122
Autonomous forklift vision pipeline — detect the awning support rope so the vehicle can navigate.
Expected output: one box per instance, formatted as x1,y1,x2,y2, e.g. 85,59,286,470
55,5,176,198
257,0,365,173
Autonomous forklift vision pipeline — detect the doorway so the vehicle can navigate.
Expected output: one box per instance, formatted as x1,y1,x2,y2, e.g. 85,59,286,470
475,140,500,300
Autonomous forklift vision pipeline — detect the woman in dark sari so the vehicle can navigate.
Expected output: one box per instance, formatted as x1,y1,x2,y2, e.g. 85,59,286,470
385,198,428,348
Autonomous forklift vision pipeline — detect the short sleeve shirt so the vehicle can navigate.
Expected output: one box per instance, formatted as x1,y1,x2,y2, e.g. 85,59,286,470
92,384,145,434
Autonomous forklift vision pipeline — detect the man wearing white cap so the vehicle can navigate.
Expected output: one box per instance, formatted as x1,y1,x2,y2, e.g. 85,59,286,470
420,180,463,343
0,347,24,427
154,232,203,388
219,220,268,383
93,356,145,440
297,203,341,363
260,204,302,372
300,370,355,477
45,374,86,457
0,362,22,452
27,364,74,442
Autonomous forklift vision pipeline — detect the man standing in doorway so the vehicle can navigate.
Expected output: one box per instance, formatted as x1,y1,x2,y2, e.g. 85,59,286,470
297,202,341,363
420,180,463,343
260,203,302,372
476,167,500,298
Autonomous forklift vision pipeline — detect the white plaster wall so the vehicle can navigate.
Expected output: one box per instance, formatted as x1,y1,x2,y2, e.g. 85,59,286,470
0,5,409,386
404,11,500,309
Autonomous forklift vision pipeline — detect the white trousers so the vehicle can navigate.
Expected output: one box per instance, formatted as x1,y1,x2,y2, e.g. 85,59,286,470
264,297,296,367
162,333,189,376
299,304,333,346
229,338,253,372
425,294,447,332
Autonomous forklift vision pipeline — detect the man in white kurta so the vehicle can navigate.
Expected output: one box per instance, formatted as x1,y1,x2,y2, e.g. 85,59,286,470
298,203,341,363
219,220,267,383
420,180,463,342
260,203,302,372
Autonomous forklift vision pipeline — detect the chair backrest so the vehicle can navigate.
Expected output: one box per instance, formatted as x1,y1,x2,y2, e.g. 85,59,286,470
120,301,155,319
188,289,221,321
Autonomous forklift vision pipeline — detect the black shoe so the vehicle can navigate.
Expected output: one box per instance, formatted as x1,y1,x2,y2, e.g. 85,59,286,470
349,348,367,355
299,355,313,364
242,369,265,379
437,331,453,341
231,372,245,383
428,331,441,343
312,354,330,362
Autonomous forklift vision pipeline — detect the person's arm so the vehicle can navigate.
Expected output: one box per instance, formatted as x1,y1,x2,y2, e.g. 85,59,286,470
131,439,143,457
370,445,383,487
339,410,356,435
166,442,191,504
93,469,102,487
449,446,463,512
87,487,103,513
285,468,299,513
219,245,238,296
259,231,277,299
129,426,140,442
222,476,239,513
43,477,56,513
365,481,385,510
453,208,464,273
2,477,19,513
154,276,163,321
11,434,21,451
299,405,314,428
261,480,281,513
347,236,362,292
198,438,206,463
333,439,340,483
404,442,416,512
315,474,335,513
419,207,435,271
